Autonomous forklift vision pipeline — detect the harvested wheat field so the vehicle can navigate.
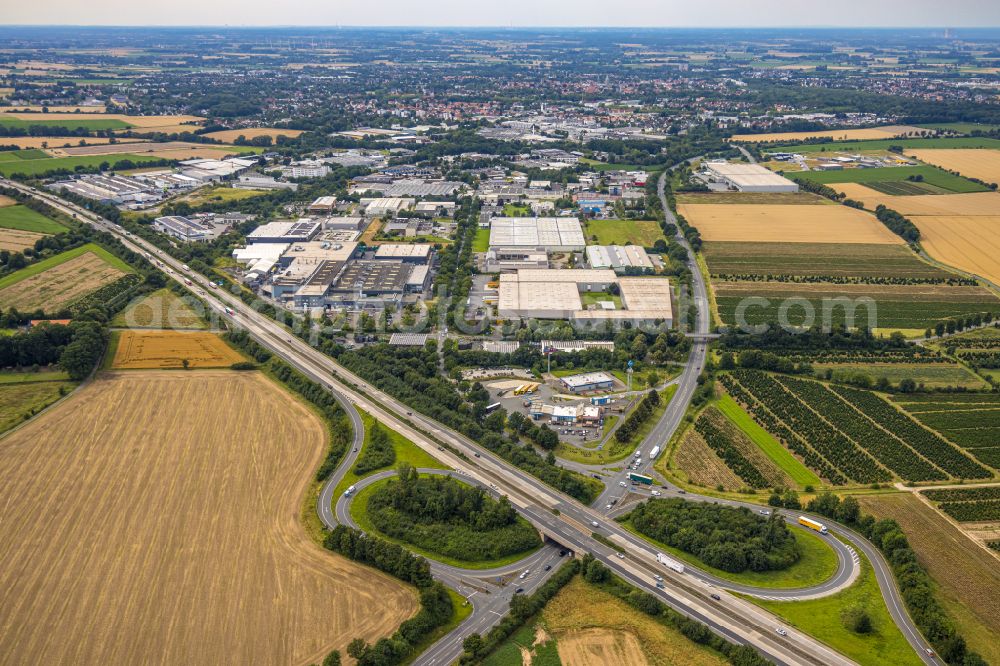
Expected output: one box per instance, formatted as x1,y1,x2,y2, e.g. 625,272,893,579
0,136,140,149
0,250,127,312
911,215,1000,285
835,184,1000,216
0,112,205,128
677,203,903,244
203,127,304,142
112,330,243,368
0,370,417,666
0,227,46,251
731,125,924,143
0,195,15,207
908,149,1000,186
858,493,1000,664
542,577,725,666
46,141,233,157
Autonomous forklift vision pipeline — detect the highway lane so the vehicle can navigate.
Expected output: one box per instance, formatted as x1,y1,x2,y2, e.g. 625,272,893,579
8,179,931,665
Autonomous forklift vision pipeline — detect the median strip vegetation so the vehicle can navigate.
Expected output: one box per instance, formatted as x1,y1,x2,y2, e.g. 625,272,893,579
353,464,542,569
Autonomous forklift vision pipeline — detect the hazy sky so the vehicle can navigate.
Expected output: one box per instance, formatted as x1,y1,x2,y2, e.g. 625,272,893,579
4,0,1000,27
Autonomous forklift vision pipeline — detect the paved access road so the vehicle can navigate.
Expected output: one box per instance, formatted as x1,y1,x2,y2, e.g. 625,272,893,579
6,178,936,666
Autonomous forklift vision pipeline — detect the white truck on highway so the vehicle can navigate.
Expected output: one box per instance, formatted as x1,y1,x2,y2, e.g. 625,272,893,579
656,552,685,574
648,445,660,460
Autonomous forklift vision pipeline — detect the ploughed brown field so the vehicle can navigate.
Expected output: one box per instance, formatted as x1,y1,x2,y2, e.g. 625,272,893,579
0,371,418,666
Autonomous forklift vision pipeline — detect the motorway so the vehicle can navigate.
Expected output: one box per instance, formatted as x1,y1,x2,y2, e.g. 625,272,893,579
4,177,936,666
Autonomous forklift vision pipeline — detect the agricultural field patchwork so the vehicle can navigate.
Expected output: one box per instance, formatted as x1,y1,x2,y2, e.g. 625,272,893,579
771,137,1000,154
720,370,990,484
891,393,1000,470
701,241,948,279
832,186,1000,216
714,281,999,330
857,493,1000,664
0,370,418,665
0,243,132,312
906,148,1000,187
678,203,903,244
0,152,172,177
730,125,926,143
786,165,987,193
676,405,796,491
111,330,243,369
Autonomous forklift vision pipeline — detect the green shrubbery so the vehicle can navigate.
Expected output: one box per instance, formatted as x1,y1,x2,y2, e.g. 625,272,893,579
367,464,540,562
353,422,395,475
627,498,800,573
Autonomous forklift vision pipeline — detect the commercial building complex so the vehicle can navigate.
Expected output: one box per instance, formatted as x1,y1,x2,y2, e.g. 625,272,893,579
702,162,799,193
488,217,586,252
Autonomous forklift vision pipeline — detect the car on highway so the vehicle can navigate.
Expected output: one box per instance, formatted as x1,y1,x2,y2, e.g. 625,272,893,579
619,481,627,487
677,489,686,494
591,521,599,528
615,552,625,559
558,550,566,557
605,504,612,509
544,565,551,571
775,627,787,636
651,490,661,496
515,588,524,594
710,593,721,601
519,570,529,579
759,509,771,516
654,574,663,582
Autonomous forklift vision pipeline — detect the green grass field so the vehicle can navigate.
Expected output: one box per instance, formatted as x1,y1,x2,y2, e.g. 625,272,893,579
779,137,1000,153
579,157,643,171
623,519,839,589
0,153,169,177
750,549,922,666
0,116,131,131
585,219,664,247
715,393,822,487
787,165,986,193
349,475,542,570
0,381,75,433
0,205,68,234
331,410,450,499
177,186,270,207
0,242,133,292
0,370,71,384
916,123,1000,134
472,227,490,252
0,149,49,161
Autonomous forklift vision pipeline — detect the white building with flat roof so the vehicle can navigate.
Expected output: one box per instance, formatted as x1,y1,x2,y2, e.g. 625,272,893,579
703,162,799,193
489,217,586,252
586,245,654,271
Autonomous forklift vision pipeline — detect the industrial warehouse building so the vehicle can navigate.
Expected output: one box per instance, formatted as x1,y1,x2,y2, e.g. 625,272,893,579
559,371,615,393
246,220,321,244
497,269,673,325
585,245,654,272
489,217,586,252
153,215,214,242
702,162,799,193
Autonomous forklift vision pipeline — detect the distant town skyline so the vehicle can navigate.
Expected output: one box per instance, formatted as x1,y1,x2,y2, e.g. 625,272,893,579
4,0,1000,28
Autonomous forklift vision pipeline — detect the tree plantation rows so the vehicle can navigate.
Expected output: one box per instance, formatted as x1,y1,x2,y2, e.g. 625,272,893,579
938,500,1000,522
626,498,800,574
923,487,1000,503
720,370,991,485
693,409,771,489
366,465,541,563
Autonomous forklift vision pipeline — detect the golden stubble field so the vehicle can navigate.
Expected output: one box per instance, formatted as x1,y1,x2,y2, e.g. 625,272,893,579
907,148,1000,185
731,125,925,143
676,203,904,244
911,215,1000,285
0,251,126,311
834,184,1000,216
0,227,46,251
112,330,244,368
0,371,418,666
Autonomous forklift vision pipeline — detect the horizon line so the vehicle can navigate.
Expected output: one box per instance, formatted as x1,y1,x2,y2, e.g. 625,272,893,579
0,24,997,30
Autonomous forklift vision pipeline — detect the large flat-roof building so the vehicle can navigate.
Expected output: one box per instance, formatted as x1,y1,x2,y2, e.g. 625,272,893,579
246,220,321,244
498,269,672,325
373,243,434,264
153,215,213,242
488,217,586,252
585,245,654,272
560,371,615,393
703,162,799,193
